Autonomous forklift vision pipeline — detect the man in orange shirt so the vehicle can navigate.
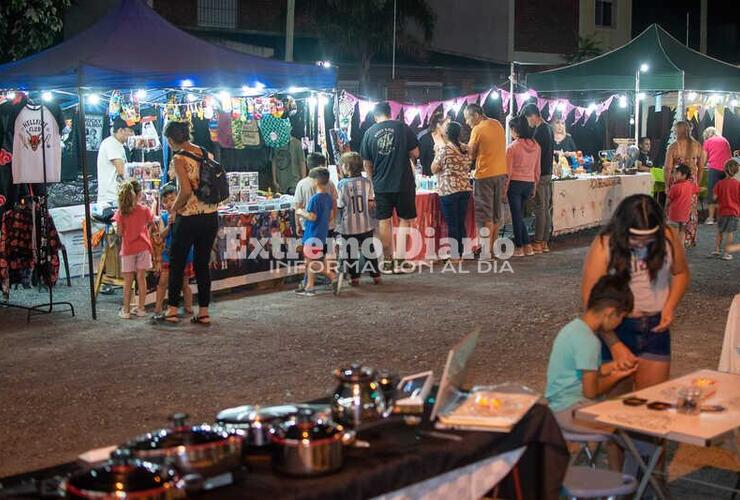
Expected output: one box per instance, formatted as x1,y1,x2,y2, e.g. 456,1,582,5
464,103,506,258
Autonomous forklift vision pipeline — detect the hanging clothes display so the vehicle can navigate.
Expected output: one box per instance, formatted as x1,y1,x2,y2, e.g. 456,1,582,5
0,198,61,299
271,137,305,194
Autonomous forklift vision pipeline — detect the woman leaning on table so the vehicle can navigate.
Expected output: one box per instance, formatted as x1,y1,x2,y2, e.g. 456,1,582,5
581,194,690,390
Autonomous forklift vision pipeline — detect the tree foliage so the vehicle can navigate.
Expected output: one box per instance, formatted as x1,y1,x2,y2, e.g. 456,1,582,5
306,0,436,94
0,0,72,64
565,34,604,64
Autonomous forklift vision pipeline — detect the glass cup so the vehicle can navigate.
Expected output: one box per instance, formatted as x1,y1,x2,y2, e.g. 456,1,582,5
676,386,703,415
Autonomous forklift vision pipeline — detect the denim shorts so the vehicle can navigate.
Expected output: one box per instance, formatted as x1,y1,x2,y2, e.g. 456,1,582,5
601,313,670,362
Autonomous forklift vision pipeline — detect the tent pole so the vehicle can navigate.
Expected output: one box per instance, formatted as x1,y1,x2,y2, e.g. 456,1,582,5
506,61,515,143
76,84,97,320
634,69,640,145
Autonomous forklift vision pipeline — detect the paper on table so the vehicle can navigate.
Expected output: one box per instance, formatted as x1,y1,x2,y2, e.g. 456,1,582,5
438,391,539,432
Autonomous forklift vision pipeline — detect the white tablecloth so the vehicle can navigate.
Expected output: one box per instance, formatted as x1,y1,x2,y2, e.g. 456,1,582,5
552,173,653,236
372,446,526,500
719,294,740,374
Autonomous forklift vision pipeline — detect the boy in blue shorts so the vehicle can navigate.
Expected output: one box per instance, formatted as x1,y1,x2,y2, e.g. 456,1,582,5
546,275,638,469
295,167,337,296
155,183,194,314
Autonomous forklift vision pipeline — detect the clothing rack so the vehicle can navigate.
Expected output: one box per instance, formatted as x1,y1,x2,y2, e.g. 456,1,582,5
0,98,75,323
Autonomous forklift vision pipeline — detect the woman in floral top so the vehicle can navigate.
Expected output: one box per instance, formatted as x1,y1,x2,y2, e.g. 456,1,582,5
431,121,472,259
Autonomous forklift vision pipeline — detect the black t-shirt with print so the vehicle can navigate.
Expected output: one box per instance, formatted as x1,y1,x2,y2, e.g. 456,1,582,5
360,119,419,193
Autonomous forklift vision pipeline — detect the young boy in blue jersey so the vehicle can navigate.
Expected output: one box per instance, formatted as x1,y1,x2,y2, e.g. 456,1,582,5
546,275,638,469
337,152,381,286
295,167,337,296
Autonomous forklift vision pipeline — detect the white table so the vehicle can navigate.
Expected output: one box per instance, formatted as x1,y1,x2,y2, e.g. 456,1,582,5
552,173,653,236
576,369,740,498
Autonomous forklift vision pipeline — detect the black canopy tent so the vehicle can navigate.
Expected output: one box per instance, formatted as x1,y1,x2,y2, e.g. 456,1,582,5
0,0,336,319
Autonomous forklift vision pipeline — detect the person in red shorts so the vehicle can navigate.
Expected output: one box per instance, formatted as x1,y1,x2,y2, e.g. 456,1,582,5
712,159,740,260
667,164,699,246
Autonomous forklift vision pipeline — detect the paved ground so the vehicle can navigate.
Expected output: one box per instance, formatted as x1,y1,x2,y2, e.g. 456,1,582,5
0,226,738,497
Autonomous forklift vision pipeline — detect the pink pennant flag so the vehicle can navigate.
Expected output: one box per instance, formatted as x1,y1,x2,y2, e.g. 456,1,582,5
419,101,441,124
499,90,511,113
463,93,482,105
480,89,493,104
403,106,420,126
388,101,403,120
573,107,585,125
358,100,374,122
698,106,707,121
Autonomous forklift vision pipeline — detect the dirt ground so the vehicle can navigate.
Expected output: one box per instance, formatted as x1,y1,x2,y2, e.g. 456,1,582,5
0,226,738,497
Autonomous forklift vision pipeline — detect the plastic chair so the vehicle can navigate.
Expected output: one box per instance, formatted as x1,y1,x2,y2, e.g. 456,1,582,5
650,167,665,196
562,430,611,468
562,465,638,499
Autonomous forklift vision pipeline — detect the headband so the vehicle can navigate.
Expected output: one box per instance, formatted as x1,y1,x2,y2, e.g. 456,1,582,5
629,226,660,236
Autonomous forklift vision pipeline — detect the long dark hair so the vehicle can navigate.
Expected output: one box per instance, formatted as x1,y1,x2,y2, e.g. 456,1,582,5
428,109,445,132
509,115,533,140
445,121,463,150
601,194,669,282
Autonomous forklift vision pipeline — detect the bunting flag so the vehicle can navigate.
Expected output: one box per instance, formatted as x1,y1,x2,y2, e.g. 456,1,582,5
389,101,403,120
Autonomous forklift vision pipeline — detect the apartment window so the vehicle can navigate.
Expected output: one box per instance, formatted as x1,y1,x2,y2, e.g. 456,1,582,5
594,0,615,28
197,0,237,29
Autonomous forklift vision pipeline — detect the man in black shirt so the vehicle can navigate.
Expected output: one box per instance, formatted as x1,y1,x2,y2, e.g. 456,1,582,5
637,136,653,171
360,102,420,272
522,103,554,253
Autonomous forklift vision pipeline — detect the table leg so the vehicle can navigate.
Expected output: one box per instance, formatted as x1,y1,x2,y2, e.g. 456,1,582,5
618,430,666,500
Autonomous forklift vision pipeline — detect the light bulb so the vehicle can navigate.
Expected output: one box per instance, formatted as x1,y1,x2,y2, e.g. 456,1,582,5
87,94,100,105
135,89,147,99
180,79,194,88
556,101,567,112
489,91,499,101
619,96,628,108
254,81,265,90
42,91,53,102
629,117,635,125
640,63,649,72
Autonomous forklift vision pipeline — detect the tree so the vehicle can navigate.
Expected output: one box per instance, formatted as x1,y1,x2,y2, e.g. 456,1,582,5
0,0,72,64
565,34,604,64
306,0,436,95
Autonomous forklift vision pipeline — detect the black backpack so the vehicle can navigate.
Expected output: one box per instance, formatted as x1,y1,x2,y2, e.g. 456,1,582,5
174,146,229,205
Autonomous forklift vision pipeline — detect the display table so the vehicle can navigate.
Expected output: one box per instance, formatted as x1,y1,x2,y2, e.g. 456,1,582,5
575,369,740,498
551,173,653,236
0,404,568,500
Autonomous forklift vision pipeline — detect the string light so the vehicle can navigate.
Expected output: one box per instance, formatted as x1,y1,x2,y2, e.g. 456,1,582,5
556,101,567,112
180,79,194,88
640,63,649,72
135,89,147,99
489,91,499,101
42,91,53,102
618,96,628,108
87,94,100,105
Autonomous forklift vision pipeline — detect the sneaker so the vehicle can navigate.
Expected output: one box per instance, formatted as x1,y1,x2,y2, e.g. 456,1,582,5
512,248,525,258
709,250,721,258
705,218,716,225
524,244,535,256
118,309,132,320
721,253,734,261
294,288,316,297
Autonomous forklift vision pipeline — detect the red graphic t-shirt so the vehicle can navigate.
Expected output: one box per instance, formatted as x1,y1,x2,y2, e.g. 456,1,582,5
113,204,154,256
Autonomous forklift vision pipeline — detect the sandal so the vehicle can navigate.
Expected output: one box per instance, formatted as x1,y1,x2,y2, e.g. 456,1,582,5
191,315,211,325
150,313,180,326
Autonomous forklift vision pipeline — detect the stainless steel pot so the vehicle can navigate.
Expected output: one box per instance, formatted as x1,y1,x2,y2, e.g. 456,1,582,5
332,364,393,429
123,413,243,479
271,408,344,477
61,448,186,499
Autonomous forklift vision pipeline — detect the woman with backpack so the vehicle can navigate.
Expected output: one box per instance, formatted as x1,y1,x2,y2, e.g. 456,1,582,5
154,121,219,326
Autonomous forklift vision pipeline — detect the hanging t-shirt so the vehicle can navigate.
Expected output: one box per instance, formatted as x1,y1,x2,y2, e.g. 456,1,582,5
96,135,127,206
12,104,62,184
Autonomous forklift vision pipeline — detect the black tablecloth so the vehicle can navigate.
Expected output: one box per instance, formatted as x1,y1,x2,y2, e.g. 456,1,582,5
0,404,568,500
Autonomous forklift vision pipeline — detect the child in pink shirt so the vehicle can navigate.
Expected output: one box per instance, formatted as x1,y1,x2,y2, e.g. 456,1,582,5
113,179,154,319
667,164,699,245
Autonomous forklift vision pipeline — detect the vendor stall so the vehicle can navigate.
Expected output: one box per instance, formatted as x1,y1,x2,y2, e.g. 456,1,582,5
0,0,335,319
